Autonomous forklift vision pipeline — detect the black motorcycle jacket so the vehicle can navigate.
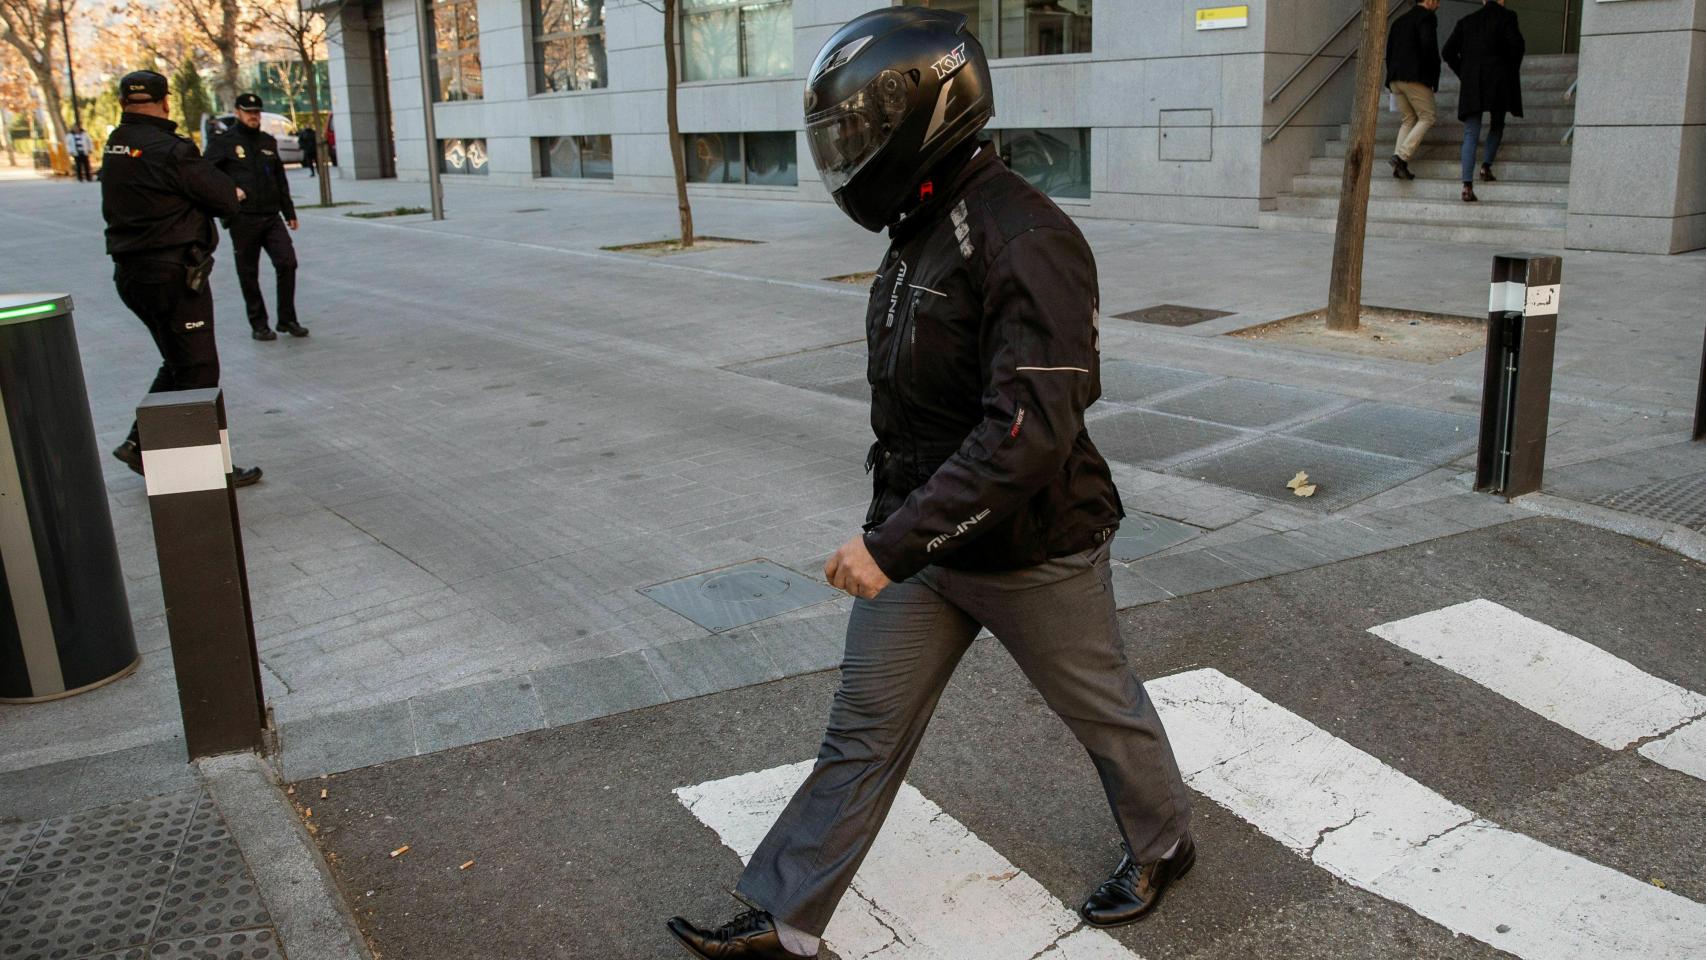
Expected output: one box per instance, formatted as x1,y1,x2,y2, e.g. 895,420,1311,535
101,113,239,259
861,147,1123,583
206,123,295,219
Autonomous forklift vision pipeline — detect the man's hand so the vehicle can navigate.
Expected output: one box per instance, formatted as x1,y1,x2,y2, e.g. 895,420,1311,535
825,535,892,600
235,187,247,202
287,219,298,231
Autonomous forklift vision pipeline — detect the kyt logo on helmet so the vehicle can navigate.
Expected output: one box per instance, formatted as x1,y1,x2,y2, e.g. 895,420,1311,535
802,8,993,232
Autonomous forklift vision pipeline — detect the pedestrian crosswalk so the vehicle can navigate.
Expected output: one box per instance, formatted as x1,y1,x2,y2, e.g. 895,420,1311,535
677,599,1706,960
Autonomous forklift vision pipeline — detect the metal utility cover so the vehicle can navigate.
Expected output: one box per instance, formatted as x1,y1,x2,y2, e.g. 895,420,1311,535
1091,409,1250,468
1171,435,1433,512
1288,402,1478,465
1591,472,1706,533
1111,512,1202,562
1099,360,1217,405
1151,379,1346,429
642,560,840,633
1113,304,1233,327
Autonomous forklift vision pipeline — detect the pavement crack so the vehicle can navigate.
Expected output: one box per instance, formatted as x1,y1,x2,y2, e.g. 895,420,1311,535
1304,809,1367,860
1631,707,1706,749
1409,814,1480,850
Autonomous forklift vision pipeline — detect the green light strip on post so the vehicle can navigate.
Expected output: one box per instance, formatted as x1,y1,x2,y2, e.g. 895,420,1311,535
0,302,56,322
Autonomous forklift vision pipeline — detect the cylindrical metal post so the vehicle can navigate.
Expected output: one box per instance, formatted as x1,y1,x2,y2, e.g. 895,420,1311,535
413,0,445,220
1475,255,1562,500
1693,325,1704,443
137,388,266,759
0,294,138,702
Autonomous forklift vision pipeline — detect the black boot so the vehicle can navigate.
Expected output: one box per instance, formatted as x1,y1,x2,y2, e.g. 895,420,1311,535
112,439,144,476
1080,834,1196,928
252,327,278,341
232,465,263,487
276,320,310,338
665,910,810,959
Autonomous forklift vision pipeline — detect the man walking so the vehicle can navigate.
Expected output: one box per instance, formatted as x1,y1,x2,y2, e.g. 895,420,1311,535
101,70,262,486
298,124,318,177
1443,0,1525,202
667,11,1195,959
65,124,94,182
206,93,310,340
1385,0,1440,180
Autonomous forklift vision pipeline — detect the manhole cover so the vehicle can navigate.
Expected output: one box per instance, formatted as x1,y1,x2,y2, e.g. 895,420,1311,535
1114,304,1234,327
642,560,840,632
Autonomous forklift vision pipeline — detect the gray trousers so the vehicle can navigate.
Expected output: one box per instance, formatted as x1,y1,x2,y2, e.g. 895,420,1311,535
735,542,1193,936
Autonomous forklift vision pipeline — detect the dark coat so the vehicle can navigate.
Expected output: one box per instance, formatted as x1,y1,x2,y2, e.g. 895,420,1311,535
1442,3,1525,119
206,123,296,219
101,113,239,258
860,148,1123,582
1386,5,1440,91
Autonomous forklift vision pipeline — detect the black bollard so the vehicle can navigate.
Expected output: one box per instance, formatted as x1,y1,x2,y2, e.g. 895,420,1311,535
136,388,266,759
1694,326,1704,443
1475,254,1561,501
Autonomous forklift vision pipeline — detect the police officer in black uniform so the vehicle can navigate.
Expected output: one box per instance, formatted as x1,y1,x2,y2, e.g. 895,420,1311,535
103,70,262,486
668,10,1194,959
206,93,309,341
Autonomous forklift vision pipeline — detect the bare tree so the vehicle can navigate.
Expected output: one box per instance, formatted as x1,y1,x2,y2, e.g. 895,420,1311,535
166,0,243,107
1325,0,1389,332
252,0,337,205
628,0,692,245
0,0,71,141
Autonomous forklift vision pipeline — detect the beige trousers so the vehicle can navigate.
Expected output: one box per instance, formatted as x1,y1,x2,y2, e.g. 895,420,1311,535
1390,81,1437,162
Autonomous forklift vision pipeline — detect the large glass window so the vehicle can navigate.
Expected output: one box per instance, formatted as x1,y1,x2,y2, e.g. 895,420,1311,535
538,135,614,178
429,0,483,101
440,138,489,175
533,0,608,93
684,131,797,186
921,0,1091,58
988,128,1089,199
681,0,794,81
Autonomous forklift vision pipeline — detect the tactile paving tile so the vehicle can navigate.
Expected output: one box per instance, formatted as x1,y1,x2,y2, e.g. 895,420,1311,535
133,927,283,959
149,838,272,942
0,851,177,958
641,560,841,633
1110,512,1202,562
1590,471,1706,532
1,819,44,882
1287,402,1477,464
1150,379,1348,430
182,796,231,849
1099,360,1217,406
21,790,198,876
1170,436,1434,512
1089,409,1251,468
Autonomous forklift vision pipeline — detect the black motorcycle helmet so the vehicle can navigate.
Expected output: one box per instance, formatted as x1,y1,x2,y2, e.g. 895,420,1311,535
804,7,993,232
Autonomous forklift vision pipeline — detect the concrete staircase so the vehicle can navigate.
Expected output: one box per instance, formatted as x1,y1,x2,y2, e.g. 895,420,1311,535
1260,54,1577,247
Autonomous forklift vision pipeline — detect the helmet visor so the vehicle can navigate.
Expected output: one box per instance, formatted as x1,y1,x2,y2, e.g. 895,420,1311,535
807,69,908,194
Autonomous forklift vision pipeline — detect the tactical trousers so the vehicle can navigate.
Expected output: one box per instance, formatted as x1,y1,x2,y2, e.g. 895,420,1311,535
736,541,1193,936
114,258,220,445
229,213,297,331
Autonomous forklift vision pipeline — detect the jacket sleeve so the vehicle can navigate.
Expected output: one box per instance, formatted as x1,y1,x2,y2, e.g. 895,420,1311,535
1422,14,1440,89
172,140,241,220
1503,12,1525,65
1442,22,1463,77
275,148,296,220
863,226,1098,583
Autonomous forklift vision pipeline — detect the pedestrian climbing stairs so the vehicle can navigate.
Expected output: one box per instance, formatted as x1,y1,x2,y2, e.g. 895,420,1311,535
1259,53,1577,248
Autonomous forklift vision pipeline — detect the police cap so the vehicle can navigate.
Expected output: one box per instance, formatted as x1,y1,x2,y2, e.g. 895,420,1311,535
234,93,264,111
119,70,168,104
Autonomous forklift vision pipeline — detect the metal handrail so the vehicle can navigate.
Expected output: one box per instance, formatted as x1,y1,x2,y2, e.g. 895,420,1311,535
1267,5,1367,105
1561,76,1578,144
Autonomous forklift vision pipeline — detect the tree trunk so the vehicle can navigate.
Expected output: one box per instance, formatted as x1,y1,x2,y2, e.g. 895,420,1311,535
215,0,240,107
300,39,332,205
662,0,693,247
29,59,66,141
1,105,15,165
1325,0,1388,333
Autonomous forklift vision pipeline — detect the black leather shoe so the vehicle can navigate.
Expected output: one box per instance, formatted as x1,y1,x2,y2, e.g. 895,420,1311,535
276,320,310,338
252,328,277,341
231,465,263,487
1479,163,1497,182
665,910,809,959
1389,155,1404,178
112,440,144,476
1080,834,1196,928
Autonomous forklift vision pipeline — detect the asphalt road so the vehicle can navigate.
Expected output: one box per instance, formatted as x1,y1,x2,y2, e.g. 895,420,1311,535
305,517,1706,960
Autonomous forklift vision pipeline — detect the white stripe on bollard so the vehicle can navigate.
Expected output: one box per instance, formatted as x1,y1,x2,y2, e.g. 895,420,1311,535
1149,668,1706,960
676,761,1142,960
142,443,229,496
1368,599,1706,781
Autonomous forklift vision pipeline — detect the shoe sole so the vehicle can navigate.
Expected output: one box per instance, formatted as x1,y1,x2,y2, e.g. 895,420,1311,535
665,926,716,960
1078,845,1197,930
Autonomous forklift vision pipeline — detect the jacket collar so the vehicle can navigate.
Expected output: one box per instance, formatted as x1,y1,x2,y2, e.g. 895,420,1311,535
120,113,178,133
888,144,1003,244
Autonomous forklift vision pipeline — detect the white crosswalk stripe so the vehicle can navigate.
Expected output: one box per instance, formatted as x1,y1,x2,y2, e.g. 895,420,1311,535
1368,599,1706,780
1149,667,1706,960
676,761,1142,960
